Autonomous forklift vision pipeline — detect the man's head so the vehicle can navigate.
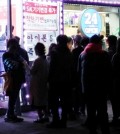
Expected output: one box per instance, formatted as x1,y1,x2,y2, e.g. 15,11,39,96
106,35,117,49
7,38,19,53
56,34,68,47
90,34,101,44
34,42,45,56
14,36,20,43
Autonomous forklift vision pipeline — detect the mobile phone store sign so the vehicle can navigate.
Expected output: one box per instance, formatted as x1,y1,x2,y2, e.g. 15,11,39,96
23,2,58,31
80,8,102,37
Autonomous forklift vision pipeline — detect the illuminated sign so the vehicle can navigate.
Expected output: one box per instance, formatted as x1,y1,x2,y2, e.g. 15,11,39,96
23,2,58,31
23,0,62,61
80,8,102,37
63,0,120,6
24,31,56,60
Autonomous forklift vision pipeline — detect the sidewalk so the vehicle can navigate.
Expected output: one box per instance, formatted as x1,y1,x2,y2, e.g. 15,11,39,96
0,111,88,134
0,109,120,134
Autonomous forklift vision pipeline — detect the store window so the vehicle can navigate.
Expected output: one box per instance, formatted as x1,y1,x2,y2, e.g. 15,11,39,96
64,4,120,38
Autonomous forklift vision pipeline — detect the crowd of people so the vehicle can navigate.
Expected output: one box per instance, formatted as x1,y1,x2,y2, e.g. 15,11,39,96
1,32,120,134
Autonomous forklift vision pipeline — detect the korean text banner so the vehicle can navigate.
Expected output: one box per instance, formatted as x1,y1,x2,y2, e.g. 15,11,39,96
23,2,58,31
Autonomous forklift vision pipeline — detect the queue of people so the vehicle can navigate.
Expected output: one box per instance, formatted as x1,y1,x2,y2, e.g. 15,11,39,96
1,33,120,134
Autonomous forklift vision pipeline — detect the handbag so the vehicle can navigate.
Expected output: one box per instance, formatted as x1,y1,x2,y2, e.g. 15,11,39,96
0,72,13,92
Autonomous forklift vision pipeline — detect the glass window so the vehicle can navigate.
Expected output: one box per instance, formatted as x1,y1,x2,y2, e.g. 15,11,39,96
64,4,120,38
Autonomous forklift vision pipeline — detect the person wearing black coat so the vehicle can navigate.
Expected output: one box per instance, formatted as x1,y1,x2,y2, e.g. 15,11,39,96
106,35,118,124
111,38,120,122
47,35,73,128
72,35,84,116
78,35,112,134
2,38,26,122
107,35,117,60
13,36,29,116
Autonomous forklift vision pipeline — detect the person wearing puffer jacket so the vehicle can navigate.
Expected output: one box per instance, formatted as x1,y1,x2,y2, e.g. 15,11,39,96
78,35,112,134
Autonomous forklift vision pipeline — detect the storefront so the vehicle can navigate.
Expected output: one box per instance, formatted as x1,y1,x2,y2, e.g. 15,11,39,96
0,0,63,107
22,0,63,60
0,0,120,108
63,0,120,38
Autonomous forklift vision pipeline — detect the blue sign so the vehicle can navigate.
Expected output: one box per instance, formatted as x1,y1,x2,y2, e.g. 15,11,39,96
80,8,102,37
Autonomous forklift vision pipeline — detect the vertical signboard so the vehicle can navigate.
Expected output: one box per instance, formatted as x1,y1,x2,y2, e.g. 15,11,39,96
23,0,61,61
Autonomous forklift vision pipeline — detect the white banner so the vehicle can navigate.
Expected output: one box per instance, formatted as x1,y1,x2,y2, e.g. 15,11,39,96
23,13,57,31
24,31,56,61
23,1,60,61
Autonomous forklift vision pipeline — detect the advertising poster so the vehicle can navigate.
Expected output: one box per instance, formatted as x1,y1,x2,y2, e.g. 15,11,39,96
24,31,56,61
23,2,58,31
23,0,60,61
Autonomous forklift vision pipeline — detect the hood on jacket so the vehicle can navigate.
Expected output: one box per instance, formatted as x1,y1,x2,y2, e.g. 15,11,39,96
82,43,102,54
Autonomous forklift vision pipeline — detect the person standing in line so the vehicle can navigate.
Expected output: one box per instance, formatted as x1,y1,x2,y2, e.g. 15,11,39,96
30,42,49,123
106,35,118,124
46,43,57,115
99,35,107,50
76,29,83,37
14,36,29,116
2,38,26,122
66,37,75,121
106,35,117,59
80,37,89,49
47,35,73,128
72,34,84,117
67,37,73,52
46,43,57,65
111,38,120,124
79,35,112,134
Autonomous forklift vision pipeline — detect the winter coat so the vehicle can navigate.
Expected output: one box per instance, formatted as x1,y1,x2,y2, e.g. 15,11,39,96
30,56,49,107
49,46,73,93
2,52,25,95
111,53,120,98
112,53,120,80
72,46,83,87
79,43,112,100
107,47,116,60
18,47,29,64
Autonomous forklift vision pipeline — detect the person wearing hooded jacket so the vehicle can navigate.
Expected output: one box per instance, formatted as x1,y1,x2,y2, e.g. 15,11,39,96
78,35,112,134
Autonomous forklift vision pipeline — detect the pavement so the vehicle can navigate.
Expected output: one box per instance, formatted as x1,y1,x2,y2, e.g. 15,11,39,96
0,104,120,134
